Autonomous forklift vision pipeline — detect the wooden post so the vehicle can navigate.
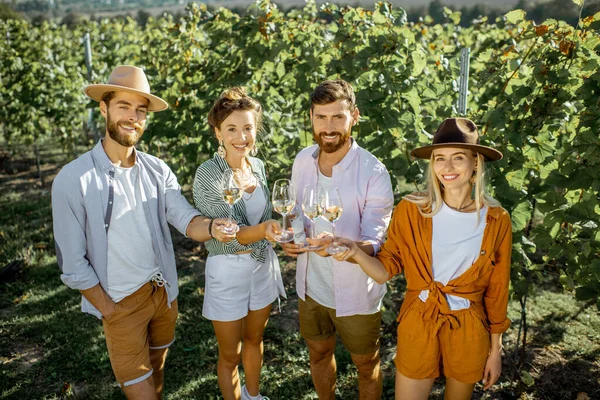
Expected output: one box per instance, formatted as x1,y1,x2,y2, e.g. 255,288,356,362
458,47,471,116
84,33,100,143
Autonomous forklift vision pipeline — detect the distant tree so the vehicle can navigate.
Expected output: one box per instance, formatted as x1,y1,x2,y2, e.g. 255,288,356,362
31,13,49,25
0,2,23,20
136,9,150,27
528,0,578,25
407,5,427,22
14,0,49,12
60,11,81,28
428,0,445,23
515,0,528,9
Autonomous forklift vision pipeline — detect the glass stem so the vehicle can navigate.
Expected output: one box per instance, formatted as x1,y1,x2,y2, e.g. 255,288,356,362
312,218,316,240
331,221,336,245
228,205,233,226
282,213,287,232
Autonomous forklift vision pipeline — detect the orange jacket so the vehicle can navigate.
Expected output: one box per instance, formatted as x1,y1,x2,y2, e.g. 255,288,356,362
377,199,513,334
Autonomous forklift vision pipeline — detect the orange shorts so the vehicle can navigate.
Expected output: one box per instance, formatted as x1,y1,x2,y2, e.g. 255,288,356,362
102,282,178,387
395,300,490,383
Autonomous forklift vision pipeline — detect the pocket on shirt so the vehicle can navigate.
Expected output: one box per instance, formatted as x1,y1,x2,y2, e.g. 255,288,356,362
469,253,496,286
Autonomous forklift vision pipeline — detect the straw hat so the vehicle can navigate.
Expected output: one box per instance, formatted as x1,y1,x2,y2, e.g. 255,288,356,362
84,65,168,112
410,118,503,161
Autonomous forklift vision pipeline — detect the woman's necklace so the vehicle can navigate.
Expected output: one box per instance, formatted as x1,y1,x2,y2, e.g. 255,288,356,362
446,198,475,212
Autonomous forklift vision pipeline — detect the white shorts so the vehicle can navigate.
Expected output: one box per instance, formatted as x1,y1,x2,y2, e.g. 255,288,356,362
202,246,286,322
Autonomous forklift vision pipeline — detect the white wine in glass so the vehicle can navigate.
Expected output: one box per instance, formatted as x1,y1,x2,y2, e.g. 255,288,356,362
220,169,242,234
320,187,347,255
302,184,322,251
272,179,295,243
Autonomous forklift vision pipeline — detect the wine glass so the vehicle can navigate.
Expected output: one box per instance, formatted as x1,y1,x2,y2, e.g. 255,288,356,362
271,179,295,243
286,203,307,246
320,187,347,255
220,168,242,234
302,184,322,251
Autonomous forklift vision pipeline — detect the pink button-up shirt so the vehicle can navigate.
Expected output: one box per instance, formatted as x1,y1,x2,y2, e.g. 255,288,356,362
291,139,394,317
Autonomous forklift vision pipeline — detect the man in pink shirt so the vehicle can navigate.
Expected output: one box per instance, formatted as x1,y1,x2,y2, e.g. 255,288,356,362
282,80,394,399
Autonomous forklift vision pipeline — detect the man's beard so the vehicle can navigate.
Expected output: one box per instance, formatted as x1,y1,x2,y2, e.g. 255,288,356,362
106,111,143,147
313,127,351,154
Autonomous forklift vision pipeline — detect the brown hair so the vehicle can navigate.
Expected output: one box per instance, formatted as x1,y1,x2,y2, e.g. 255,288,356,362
207,87,263,131
310,79,356,111
101,91,116,106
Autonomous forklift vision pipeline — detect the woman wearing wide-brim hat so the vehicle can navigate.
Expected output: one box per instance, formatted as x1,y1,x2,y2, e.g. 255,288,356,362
332,118,512,399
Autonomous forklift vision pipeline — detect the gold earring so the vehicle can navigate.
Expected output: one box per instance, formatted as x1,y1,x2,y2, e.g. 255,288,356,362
217,140,226,158
469,174,476,187
250,145,258,157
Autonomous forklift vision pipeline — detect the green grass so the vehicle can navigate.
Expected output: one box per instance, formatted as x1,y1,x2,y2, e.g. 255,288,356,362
1,152,599,399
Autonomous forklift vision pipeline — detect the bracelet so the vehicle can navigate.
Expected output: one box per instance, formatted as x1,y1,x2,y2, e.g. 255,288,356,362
208,219,214,238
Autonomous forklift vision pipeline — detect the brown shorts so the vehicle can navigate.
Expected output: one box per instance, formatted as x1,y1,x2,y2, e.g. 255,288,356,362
298,295,381,355
102,282,178,387
395,300,490,383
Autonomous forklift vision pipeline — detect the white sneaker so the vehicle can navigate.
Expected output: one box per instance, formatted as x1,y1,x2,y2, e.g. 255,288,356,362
241,384,270,400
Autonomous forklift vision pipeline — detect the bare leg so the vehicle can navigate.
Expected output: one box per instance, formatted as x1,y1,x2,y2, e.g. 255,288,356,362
305,336,337,400
395,371,434,400
241,304,272,396
122,375,158,400
444,377,475,400
149,347,169,399
351,350,382,400
213,320,244,400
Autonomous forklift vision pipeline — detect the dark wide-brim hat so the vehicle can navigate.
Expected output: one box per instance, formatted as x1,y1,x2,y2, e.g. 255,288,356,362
84,65,168,112
410,118,503,161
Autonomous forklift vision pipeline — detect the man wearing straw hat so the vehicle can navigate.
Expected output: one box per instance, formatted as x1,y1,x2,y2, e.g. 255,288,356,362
52,65,234,398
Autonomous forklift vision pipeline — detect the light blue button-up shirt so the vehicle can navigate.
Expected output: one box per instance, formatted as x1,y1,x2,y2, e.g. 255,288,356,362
51,141,201,318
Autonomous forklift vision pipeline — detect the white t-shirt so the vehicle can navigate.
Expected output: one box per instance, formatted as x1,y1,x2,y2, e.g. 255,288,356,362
419,202,488,310
306,171,380,314
106,163,159,302
243,182,266,226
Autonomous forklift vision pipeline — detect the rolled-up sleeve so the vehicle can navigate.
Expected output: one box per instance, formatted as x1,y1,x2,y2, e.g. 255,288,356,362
164,162,201,237
484,211,513,334
359,164,394,254
376,202,405,278
52,170,100,290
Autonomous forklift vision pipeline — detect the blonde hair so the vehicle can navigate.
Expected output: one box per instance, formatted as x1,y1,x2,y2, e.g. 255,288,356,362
404,152,501,217
207,87,263,132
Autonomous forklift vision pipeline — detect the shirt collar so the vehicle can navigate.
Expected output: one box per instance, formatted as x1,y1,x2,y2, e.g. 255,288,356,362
487,206,502,220
92,140,139,173
311,138,359,172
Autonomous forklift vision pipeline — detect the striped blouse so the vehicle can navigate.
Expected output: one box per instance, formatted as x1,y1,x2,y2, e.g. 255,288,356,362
193,153,272,262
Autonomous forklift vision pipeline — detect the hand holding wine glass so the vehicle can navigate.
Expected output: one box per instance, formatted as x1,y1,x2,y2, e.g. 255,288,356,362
220,169,242,234
320,187,347,255
271,179,295,243
302,184,323,251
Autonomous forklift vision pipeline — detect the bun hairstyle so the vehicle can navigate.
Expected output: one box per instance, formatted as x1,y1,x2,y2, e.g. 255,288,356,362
207,87,263,132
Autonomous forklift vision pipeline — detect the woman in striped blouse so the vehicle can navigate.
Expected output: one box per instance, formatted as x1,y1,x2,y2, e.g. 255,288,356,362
193,87,286,400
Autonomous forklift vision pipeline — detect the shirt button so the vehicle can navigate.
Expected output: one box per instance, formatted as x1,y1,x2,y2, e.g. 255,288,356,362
109,201,113,205
104,224,108,228
480,250,486,255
